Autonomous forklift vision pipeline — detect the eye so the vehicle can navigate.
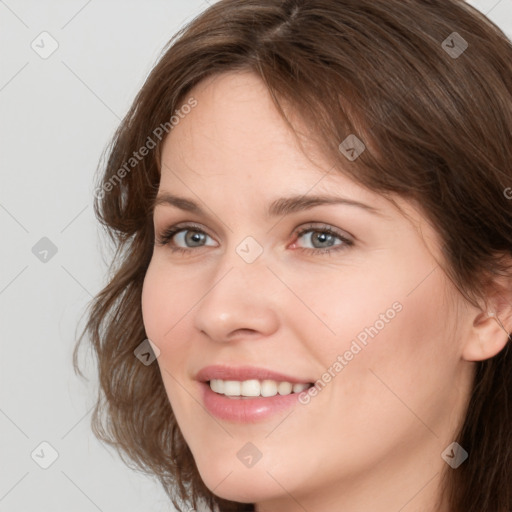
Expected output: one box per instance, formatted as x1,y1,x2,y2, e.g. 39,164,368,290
155,223,216,254
291,223,353,254
155,222,354,256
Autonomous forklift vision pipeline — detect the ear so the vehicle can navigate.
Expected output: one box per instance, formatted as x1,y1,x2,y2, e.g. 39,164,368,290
462,273,512,362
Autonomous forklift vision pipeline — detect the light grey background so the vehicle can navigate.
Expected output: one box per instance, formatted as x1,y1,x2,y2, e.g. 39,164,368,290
0,1,511,511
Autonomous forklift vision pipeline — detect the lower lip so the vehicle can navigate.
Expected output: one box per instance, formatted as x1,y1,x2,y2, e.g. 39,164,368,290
200,382,307,423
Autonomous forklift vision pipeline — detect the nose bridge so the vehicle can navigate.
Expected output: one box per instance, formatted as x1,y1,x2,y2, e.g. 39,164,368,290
193,239,280,342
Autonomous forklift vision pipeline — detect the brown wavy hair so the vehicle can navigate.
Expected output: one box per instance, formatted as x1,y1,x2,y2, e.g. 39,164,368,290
74,0,512,510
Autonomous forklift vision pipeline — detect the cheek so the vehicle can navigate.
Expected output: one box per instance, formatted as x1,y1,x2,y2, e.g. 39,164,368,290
141,265,166,343
141,264,198,419
296,263,455,412
291,268,405,365
141,261,195,365
337,276,456,421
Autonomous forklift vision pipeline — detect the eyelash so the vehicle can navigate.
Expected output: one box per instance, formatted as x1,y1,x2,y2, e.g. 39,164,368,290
155,222,354,256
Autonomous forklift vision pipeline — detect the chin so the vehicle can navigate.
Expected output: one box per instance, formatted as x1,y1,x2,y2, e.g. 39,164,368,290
197,463,291,504
205,480,277,505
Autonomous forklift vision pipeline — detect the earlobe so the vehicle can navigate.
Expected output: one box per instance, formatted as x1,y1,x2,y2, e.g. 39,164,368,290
462,308,511,362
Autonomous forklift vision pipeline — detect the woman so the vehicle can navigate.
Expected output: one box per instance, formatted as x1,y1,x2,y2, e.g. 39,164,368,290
75,0,512,510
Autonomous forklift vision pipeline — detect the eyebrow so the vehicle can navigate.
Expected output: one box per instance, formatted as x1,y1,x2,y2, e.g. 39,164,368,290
153,192,383,218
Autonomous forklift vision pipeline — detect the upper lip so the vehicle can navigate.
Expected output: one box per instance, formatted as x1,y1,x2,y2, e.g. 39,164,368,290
196,365,312,384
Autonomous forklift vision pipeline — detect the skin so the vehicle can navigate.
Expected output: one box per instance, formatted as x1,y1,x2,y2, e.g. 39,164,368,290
141,70,509,512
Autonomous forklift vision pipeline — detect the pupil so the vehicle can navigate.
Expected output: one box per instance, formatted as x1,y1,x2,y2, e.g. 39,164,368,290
315,232,332,247
187,231,204,246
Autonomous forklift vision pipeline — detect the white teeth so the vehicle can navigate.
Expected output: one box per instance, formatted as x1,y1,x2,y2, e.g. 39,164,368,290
261,379,277,397
241,379,260,397
223,380,241,396
209,379,223,393
278,381,293,395
292,383,309,393
208,379,311,397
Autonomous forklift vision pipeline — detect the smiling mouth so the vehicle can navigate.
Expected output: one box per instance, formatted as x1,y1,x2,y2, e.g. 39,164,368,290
208,379,314,398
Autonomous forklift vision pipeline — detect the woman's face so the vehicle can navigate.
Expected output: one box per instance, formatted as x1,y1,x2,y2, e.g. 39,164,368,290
142,71,476,511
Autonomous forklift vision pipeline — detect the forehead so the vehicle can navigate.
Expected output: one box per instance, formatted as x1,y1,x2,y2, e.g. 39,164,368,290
162,71,314,172
161,72,369,199
158,71,428,232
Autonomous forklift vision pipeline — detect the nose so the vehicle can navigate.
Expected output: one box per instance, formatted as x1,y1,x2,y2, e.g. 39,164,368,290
193,257,280,344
